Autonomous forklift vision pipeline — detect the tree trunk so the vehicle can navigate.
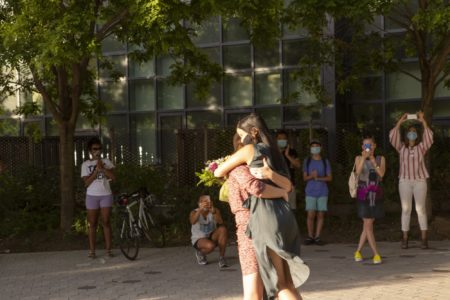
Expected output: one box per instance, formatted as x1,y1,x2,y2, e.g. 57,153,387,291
59,122,76,232
421,77,435,220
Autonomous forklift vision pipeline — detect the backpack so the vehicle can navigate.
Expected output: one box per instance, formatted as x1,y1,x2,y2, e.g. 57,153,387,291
306,157,328,176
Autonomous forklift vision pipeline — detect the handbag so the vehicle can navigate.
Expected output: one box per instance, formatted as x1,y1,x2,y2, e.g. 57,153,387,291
219,180,229,202
348,162,358,198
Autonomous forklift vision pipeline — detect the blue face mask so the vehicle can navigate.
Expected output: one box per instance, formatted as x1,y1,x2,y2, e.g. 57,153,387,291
310,146,321,155
407,131,417,141
277,140,288,148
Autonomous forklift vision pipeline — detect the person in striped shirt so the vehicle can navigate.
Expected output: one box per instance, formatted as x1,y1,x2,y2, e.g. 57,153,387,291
389,111,433,249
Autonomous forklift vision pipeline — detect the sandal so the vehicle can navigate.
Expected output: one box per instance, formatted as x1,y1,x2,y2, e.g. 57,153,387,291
88,251,96,259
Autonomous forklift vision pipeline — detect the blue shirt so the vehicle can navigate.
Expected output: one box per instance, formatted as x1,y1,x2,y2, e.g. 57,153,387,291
303,157,332,197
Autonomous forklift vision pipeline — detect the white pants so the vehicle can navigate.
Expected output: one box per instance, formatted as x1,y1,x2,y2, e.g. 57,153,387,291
399,179,428,231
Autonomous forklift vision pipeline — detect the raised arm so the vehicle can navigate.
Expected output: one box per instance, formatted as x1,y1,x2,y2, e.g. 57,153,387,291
249,157,292,192
417,111,434,154
214,144,254,178
389,113,407,152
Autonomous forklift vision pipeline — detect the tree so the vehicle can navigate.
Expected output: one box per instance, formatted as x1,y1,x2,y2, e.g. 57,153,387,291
0,0,223,231
281,0,449,122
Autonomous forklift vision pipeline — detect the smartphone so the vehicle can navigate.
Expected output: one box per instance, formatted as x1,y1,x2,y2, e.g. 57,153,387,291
407,114,417,120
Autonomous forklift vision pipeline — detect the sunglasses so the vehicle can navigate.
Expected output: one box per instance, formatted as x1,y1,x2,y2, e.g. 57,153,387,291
91,147,102,151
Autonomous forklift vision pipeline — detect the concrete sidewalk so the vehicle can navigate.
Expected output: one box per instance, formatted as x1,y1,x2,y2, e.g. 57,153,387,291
1,241,450,300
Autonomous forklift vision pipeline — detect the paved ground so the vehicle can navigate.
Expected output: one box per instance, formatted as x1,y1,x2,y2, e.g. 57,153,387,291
1,240,450,300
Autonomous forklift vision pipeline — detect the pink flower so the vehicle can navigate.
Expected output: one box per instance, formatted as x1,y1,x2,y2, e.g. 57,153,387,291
209,162,218,172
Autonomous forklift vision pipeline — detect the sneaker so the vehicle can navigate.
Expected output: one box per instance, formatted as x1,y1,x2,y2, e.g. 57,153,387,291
314,237,325,246
373,254,382,264
218,256,229,268
304,237,315,245
195,250,208,265
354,251,363,262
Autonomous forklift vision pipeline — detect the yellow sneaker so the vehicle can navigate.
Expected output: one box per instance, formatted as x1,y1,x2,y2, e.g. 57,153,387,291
373,254,382,264
354,251,363,262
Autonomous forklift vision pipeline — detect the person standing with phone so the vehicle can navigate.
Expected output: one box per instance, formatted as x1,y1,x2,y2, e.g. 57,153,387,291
389,112,433,249
81,137,115,258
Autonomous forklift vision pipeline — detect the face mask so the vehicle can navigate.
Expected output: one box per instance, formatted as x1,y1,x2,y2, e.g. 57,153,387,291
310,146,321,155
407,131,417,141
277,140,287,148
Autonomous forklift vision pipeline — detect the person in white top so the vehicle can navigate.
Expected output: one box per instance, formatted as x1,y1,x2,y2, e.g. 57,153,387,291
81,137,115,258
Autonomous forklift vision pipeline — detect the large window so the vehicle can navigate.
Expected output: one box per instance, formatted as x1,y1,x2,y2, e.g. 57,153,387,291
157,80,183,110
256,107,281,129
186,83,220,108
284,70,318,105
0,118,19,136
99,81,128,112
223,45,251,70
129,58,155,78
223,18,249,42
254,43,280,68
130,113,157,165
255,72,281,105
129,80,155,111
386,64,421,100
191,17,221,45
187,111,222,129
224,74,252,107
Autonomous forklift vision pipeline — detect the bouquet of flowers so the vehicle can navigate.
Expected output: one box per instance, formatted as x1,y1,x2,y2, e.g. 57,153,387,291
195,156,230,187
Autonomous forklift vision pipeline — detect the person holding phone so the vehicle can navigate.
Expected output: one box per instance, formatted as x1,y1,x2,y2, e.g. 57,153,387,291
81,137,115,258
190,194,229,268
389,112,433,249
353,134,386,264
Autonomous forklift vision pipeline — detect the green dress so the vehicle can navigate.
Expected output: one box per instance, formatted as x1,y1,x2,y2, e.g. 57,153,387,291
245,143,309,299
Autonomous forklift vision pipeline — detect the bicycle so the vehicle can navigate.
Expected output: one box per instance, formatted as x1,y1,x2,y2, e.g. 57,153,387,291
116,188,165,260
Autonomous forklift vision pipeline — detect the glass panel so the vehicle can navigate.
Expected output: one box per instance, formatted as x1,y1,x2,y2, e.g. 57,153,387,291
351,76,383,101
224,74,252,107
351,104,383,128
186,83,220,108
20,91,43,116
1,93,18,115
0,118,19,136
434,101,450,118
191,16,220,44
104,114,128,163
255,72,281,105
130,80,155,111
129,58,155,78
226,111,251,127
99,80,128,112
435,80,450,98
283,40,306,66
254,43,280,68
187,111,222,129
99,55,127,79
223,44,251,70
101,34,126,53
23,119,44,139
285,70,318,105
76,116,96,132
387,64,421,100
160,115,182,165
255,108,281,129
157,80,183,110
200,47,221,64
223,17,249,42
156,55,176,76
45,118,58,136
130,113,157,165
387,102,421,125
284,106,321,122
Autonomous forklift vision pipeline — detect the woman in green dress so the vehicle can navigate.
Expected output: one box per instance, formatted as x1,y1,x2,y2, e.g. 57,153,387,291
215,113,309,300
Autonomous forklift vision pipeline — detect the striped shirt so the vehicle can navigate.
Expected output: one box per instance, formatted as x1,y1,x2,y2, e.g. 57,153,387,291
389,127,433,180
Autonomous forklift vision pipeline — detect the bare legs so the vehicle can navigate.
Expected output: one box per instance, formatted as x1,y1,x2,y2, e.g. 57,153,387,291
196,226,228,256
242,273,264,300
356,218,379,256
307,211,325,239
87,207,112,256
267,247,302,300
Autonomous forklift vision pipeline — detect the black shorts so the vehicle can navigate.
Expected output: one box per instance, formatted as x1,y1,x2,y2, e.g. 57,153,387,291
192,232,215,250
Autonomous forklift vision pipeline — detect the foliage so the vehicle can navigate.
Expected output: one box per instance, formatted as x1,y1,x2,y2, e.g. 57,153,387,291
195,156,229,187
0,166,60,237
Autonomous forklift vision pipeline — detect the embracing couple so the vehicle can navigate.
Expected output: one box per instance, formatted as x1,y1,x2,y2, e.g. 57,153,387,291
214,113,309,300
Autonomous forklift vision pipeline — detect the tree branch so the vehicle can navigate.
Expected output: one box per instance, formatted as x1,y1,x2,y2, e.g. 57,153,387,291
430,35,450,80
29,66,63,124
398,66,422,82
435,66,450,88
96,8,129,42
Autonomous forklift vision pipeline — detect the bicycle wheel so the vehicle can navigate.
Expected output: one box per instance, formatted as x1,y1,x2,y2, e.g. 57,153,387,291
118,213,140,260
141,209,165,248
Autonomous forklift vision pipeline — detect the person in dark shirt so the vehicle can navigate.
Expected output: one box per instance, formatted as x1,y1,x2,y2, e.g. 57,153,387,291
276,130,301,210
